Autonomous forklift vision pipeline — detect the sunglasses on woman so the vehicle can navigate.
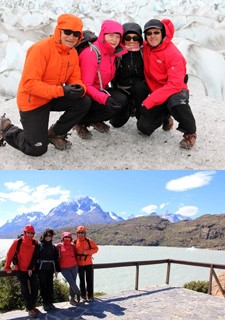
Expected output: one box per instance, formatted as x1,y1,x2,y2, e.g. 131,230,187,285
145,31,161,36
124,35,139,41
62,29,81,37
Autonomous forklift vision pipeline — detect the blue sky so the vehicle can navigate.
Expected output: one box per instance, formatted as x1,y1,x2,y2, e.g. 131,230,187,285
0,170,224,227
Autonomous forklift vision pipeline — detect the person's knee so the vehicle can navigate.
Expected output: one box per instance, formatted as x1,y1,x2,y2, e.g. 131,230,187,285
27,144,48,156
137,120,154,136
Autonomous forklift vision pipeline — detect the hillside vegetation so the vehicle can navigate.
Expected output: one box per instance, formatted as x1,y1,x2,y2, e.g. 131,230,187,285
52,214,225,250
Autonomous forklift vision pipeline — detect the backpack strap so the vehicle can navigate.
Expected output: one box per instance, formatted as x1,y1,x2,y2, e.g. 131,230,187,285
89,43,104,91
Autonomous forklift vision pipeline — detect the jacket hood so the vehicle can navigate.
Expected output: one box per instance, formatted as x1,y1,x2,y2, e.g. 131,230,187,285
98,20,124,40
162,19,175,43
23,224,35,234
122,22,143,45
123,22,142,37
76,226,86,234
62,231,73,239
97,20,127,57
53,14,83,52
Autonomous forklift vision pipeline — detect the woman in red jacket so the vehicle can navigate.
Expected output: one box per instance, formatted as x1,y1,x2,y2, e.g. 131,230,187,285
0,13,91,156
74,20,128,139
74,226,98,301
139,18,197,149
4,225,38,318
56,231,81,306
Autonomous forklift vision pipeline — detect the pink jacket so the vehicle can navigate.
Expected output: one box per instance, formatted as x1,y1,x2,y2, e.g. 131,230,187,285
79,20,127,105
142,19,188,109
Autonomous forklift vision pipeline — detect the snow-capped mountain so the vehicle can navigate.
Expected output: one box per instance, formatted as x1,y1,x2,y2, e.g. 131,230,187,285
0,196,124,238
161,210,192,223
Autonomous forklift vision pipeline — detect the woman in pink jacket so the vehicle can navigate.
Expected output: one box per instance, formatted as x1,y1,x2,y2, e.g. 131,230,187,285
56,232,81,306
139,18,197,149
74,20,128,139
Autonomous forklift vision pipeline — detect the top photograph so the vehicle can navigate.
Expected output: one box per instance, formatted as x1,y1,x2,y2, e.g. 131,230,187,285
0,0,225,169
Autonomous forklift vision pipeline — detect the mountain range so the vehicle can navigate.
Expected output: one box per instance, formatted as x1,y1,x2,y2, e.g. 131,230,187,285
0,196,191,238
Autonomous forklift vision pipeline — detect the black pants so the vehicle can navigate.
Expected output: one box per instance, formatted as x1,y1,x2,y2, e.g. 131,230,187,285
3,95,91,156
80,88,129,128
17,271,38,311
119,80,150,120
137,89,196,136
38,270,54,305
78,265,94,299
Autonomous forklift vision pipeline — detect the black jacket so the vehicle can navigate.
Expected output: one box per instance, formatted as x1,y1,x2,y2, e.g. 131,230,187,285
115,50,144,87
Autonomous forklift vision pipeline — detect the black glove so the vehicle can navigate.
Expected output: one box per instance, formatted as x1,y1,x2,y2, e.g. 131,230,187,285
63,84,84,99
106,96,122,110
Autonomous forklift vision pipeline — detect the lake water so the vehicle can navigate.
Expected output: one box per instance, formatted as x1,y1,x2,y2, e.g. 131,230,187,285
1,239,225,294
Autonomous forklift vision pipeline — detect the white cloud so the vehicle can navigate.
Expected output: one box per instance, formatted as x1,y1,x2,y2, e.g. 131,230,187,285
175,206,199,217
141,204,157,215
0,180,71,215
166,171,216,192
159,202,168,209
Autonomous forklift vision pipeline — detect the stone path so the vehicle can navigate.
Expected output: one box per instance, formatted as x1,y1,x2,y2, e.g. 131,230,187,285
1,286,225,320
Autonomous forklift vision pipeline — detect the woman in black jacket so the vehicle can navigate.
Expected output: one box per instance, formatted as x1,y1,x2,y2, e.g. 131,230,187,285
35,228,60,312
110,22,150,126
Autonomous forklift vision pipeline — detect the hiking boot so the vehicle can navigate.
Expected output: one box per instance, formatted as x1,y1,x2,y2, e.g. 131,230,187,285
179,133,197,149
91,121,110,133
87,295,94,302
43,303,51,311
74,124,92,139
0,113,11,131
0,113,11,147
28,309,37,318
69,298,77,306
48,125,72,150
162,116,173,131
81,295,87,302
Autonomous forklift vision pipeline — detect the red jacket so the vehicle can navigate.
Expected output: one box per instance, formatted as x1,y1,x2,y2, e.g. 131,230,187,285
143,19,188,109
17,14,86,112
79,20,127,105
74,237,98,266
4,235,37,272
56,240,78,269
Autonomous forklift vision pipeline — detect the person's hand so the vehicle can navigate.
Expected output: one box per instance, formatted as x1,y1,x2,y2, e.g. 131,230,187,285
28,270,32,277
63,84,84,99
106,96,122,110
6,269,12,274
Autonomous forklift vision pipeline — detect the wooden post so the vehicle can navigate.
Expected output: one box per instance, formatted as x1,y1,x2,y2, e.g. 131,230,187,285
166,261,171,285
208,265,213,295
135,264,139,290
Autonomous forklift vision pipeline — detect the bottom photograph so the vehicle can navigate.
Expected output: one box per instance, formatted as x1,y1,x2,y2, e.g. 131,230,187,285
0,170,224,319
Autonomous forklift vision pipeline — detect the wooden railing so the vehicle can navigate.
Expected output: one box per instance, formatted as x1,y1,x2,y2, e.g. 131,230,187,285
1,259,225,297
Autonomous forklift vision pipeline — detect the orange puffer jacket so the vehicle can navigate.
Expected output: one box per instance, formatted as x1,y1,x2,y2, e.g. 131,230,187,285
4,236,37,272
75,237,98,266
17,14,86,112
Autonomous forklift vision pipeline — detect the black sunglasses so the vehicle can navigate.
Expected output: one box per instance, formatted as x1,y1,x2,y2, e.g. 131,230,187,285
146,31,161,36
77,232,85,234
124,35,139,41
62,29,81,37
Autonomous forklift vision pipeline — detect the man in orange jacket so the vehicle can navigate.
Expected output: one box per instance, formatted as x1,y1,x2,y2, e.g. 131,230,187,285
0,14,91,156
74,225,98,302
4,225,38,318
